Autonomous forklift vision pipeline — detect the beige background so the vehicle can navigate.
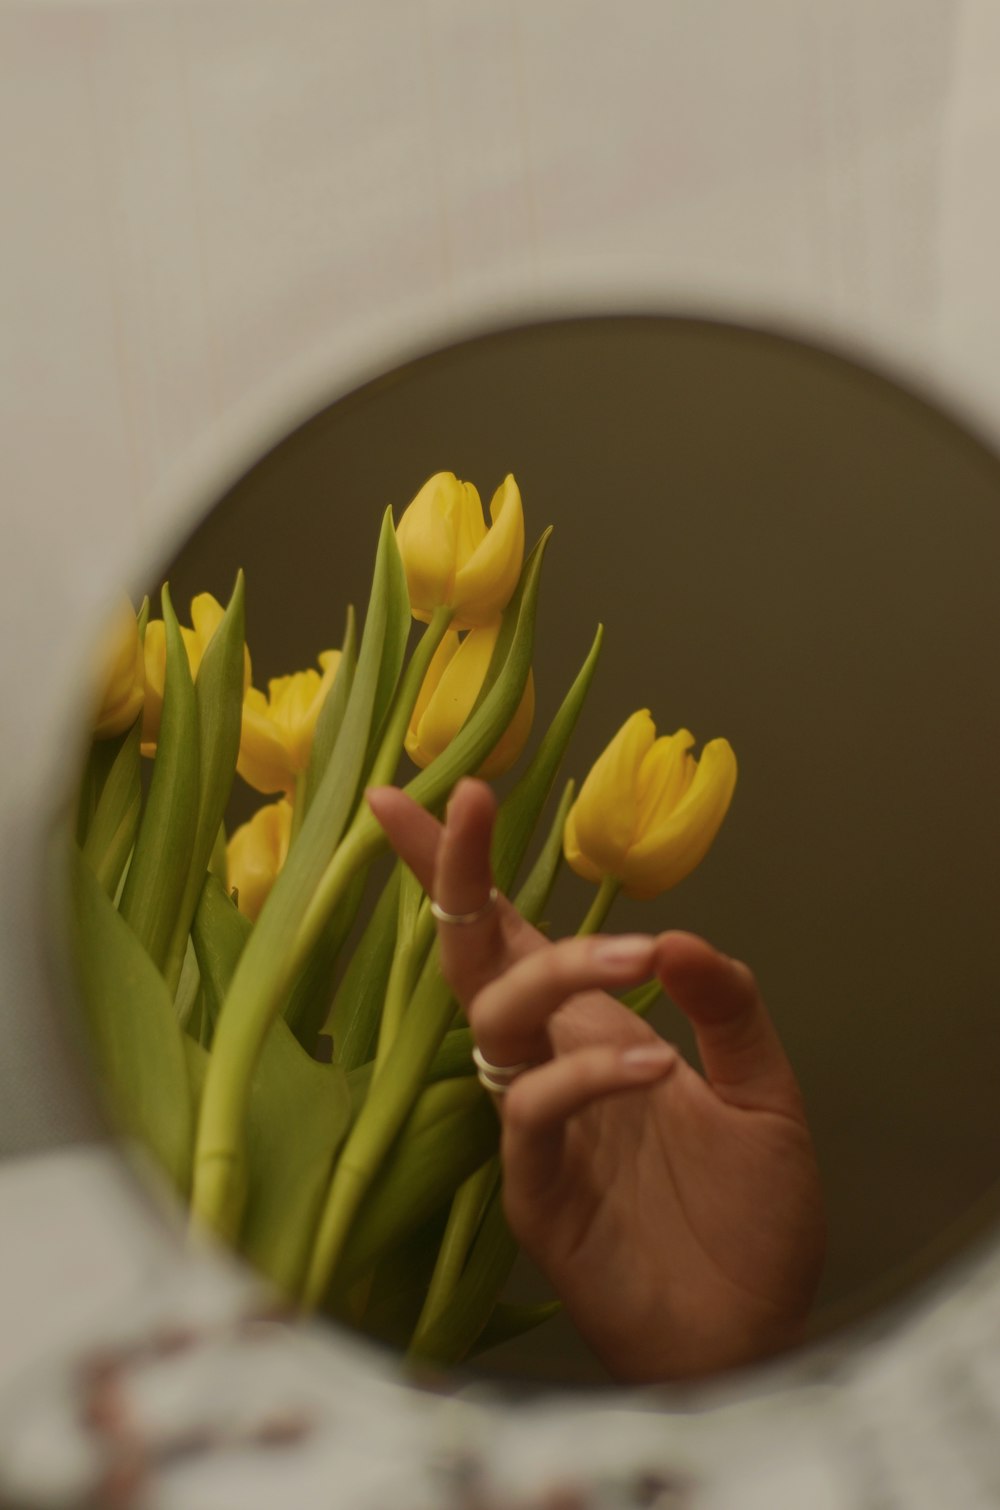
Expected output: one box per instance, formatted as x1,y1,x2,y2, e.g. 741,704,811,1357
5,0,1000,1418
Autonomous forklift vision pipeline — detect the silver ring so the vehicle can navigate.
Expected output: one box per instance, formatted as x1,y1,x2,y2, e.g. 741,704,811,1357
472,1043,532,1096
430,885,498,927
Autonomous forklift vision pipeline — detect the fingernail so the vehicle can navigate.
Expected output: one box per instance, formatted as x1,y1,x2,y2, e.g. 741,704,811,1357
593,935,653,967
621,1043,676,1075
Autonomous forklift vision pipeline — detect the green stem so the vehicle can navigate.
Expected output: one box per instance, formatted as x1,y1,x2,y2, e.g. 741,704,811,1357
373,899,434,1074
293,607,452,957
300,963,457,1308
411,1157,498,1349
190,607,453,1242
191,819,377,1240
577,876,620,936
368,604,452,788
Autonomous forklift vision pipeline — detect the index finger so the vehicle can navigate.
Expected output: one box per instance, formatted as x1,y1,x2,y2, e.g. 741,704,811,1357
366,779,514,1012
430,778,511,1010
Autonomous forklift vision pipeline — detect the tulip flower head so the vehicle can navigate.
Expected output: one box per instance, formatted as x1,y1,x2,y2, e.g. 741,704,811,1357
405,622,535,779
142,593,250,754
227,799,294,922
237,650,342,797
395,471,525,629
93,596,145,739
564,710,737,899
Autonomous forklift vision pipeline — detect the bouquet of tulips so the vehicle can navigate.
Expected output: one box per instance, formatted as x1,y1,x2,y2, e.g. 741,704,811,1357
72,472,737,1367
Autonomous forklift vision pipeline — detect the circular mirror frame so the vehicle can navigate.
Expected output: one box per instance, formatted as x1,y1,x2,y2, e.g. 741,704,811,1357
7,308,1000,1507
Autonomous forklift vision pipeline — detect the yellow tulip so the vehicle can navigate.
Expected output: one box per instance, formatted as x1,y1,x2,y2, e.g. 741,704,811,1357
93,596,144,739
405,622,535,779
237,650,342,796
564,710,737,900
395,471,524,629
227,799,294,922
142,593,250,754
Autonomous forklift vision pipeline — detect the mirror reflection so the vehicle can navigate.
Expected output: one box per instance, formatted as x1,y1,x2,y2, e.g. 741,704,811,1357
73,317,1000,1385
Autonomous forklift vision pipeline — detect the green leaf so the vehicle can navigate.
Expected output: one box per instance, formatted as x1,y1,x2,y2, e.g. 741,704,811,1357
511,778,575,925
189,872,352,1294
174,937,202,1030
207,822,228,885
163,573,247,994
363,528,412,776
118,584,200,972
81,721,142,898
215,511,403,1043
193,513,410,1239
70,845,194,1194
240,1015,353,1296
468,1299,562,1358
191,873,252,1037
76,730,130,849
344,1024,475,1115
491,621,603,895
327,862,400,1072
407,1177,517,1366
351,1213,449,1350
411,1156,497,1345
297,604,357,828
334,1077,499,1288
283,857,371,1050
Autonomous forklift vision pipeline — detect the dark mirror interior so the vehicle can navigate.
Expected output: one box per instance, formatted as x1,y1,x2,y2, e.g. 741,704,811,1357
147,316,1000,1383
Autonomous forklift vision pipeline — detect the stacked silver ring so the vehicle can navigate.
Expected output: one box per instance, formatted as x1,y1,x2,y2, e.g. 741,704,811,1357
471,1044,532,1096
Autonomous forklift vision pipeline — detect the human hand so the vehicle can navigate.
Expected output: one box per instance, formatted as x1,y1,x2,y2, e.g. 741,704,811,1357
366,779,826,1382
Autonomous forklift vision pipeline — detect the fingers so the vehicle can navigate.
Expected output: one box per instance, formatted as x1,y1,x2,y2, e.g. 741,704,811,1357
368,778,511,1010
365,786,441,893
472,933,658,1066
504,1044,676,1147
654,931,804,1118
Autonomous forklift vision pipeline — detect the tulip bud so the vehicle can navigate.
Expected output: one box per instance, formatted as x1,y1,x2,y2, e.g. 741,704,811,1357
564,710,737,899
227,799,294,922
237,650,342,797
395,472,524,629
142,592,251,754
405,622,534,780
93,596,144,739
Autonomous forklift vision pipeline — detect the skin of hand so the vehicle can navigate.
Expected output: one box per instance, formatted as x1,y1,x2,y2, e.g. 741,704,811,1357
366,778,827,1384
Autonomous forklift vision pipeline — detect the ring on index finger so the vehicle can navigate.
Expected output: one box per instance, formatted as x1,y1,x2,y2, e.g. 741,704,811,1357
430,886,499,927
472,1043,532,1096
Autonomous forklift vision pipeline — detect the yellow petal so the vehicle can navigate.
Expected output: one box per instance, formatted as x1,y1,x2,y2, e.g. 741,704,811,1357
451,474,525,629
395,472,466,622
634,730,696,832
407,623,498,768
621,738,738,899
189,590,252,689
237,688,297,795
562,805,605,885
227,799,294,922
93,596,145,740
189,592,224,657
286,655,341,769
405,631,461,766
452,481,487,570
567,710,656,879
478,669,534,779
268,668,323,769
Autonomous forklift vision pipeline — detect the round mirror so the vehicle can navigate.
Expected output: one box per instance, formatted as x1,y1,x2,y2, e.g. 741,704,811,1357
69,315,1000,1387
